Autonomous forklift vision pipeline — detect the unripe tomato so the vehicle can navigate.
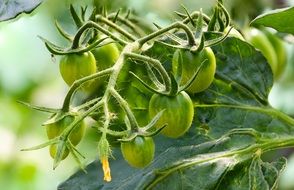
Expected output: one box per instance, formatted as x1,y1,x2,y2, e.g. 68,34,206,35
45,115,86,159
59,52,96,89
244,28,278,78
263,30,287,79
121,136,155,168
172,47,216,94
92,43,120,70
149,91,194,138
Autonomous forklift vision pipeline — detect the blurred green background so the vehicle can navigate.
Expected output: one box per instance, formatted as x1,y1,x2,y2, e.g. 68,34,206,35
0,0,293,189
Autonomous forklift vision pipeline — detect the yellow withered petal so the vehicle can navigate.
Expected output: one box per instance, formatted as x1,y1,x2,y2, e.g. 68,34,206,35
102,157,111,182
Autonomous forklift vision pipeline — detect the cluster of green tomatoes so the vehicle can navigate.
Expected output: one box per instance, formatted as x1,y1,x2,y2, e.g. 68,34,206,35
24,2,287,182
54,40,216,168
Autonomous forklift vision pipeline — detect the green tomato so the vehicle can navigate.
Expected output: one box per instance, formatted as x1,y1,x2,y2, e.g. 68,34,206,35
45,115,86,159
149,91,194,138
263,29,287,79
245,28,278,78
92,43,120,70
121,136,155,168
172,47,216,94
59,52,97,90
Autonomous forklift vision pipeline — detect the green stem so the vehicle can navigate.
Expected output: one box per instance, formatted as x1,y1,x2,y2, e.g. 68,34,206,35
95,15,137,41
138,22,196,46
105,43,140,91
107,13,146,37
176,11,211,24
98,127,128,137
260,137,294,152
110,88,139,129
267,108,294,126
124,52,171,93
71,21,128,49
129,15,157,33
62,68,113,112
195,104,294,126
102,100,111,132
75,97,101,111
55,20,73,41
90,43,140,137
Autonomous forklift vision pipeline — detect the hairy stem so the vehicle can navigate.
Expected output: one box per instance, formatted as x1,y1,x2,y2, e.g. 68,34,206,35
110,88,139,129
177,11,211,24
71,21,128,48
138,21,196,46
124,52,171,93
62,68,114,112
95,15,137,41
107,13,146,37
102,100,111,132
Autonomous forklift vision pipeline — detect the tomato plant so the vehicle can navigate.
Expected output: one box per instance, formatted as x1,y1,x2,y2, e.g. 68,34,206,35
11,0,294,189
121,136,155,168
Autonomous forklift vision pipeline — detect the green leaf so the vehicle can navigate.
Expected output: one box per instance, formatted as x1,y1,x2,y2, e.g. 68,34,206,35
70,4,83,28
261,157,287,189
249,156,270,190
250,6,294,34
217,157,286,190
17,101,59,113
0,0,43,21
58,38,294,190
193,38,294,139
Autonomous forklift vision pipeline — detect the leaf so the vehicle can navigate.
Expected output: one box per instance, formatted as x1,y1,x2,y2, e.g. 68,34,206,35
249,156,270,190
58,38,294,189
17,101,59,113
217,157,286,190
261,157,287,188
250,6,294,34
193,38,294,139
58,133,288,190
0,0,44,21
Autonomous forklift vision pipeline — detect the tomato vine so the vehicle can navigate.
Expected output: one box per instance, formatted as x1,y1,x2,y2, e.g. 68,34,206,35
17,0,294,188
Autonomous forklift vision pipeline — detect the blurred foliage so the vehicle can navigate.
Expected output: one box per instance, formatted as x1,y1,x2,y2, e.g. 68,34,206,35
0,0,43,21
0,0,293,189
